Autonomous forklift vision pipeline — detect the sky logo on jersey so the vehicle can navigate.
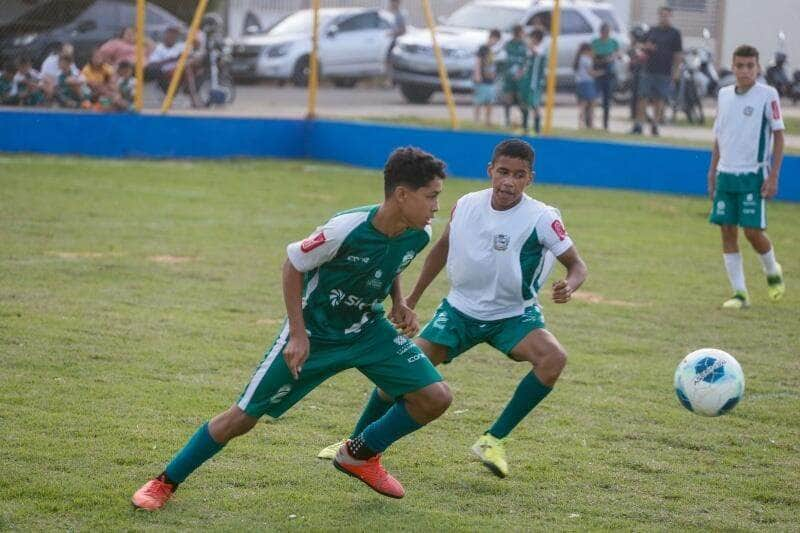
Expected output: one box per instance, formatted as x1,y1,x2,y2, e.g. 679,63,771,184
329,289,380,310
772,100,781,119
300,232,326,253
551,220,568,241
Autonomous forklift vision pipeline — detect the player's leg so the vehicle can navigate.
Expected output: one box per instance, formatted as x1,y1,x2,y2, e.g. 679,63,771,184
739,190,785,301
710,185,749,308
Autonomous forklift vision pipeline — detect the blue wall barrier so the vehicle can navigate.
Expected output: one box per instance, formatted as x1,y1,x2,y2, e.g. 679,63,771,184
1,110,797,201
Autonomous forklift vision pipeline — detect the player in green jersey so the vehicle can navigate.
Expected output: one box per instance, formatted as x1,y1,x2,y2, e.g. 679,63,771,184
132,147,451,508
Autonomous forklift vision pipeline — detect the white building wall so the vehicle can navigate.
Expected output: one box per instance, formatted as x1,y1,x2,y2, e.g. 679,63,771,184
721,0,800,72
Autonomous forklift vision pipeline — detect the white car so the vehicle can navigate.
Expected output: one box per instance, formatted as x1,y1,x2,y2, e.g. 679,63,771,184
391,0,628,103
231,8,398,87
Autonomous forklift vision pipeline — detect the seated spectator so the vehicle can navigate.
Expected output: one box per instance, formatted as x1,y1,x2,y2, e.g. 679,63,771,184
0,61,19,105
14,56,46,106
114,60,135,111
41,43,80,99
99,27,153,68
56,54,91,109
81,48,116,108
146,26,185,86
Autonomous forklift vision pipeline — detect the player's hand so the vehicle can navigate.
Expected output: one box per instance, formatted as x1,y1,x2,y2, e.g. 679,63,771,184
551,279,573,304
389,301,420,338
707,171,716,199
283,334,310,380
761,175,778,199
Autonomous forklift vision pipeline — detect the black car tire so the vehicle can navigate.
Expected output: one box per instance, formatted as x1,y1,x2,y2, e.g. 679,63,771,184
332,78,358,88
292,56,311,87
399,83,434,104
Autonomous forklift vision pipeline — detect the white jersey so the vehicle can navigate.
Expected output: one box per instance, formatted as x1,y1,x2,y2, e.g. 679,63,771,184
446,189,573,321
714,82,784,174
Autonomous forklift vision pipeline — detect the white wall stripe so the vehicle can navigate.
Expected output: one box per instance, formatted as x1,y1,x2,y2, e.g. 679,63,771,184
238,321,290,411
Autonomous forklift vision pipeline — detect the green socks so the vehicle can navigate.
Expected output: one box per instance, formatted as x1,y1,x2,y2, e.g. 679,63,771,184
164,422,224,485
488,372,552,439
350,388,393,438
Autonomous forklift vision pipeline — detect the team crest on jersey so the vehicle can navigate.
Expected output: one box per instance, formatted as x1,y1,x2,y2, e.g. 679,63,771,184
771,100,781,119
743,105,754,117
493,234,510,250
300,232,326,253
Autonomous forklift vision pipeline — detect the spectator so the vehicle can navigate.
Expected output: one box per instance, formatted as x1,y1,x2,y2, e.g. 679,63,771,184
82,47,117,108
627,23,650,120
0,61,19,105
574,43,600,128
99,27,153,68
56,54,91,109
632,6,682,136
147,26,186,83
384,0,408,88
41,43,79,99
522,28,547,135
591,23,619,131
502,24,528,131
472,29,501,126
13,56,46,106
115,60,136,111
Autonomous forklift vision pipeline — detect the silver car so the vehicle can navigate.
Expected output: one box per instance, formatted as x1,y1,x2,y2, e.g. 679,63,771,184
390,0,628,103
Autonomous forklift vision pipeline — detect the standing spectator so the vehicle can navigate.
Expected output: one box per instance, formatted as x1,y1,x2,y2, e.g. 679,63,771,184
502,25,528,131
627,23,650,120
13,56,46,106
0,61,19,105
591,23,619,131
81,48,117,108
574,43,599,128
472,29,501,126
522,29,547,135
632,6,682,136
384,0,408,88
115,61,136,111
56,54,91,109
99,27,153,68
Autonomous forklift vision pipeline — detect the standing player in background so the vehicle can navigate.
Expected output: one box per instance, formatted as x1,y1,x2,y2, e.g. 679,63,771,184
319,139,587,479
708,44,785,309
132,147,451,508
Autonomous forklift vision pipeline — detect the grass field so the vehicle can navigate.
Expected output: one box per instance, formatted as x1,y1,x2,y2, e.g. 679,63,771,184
1,154,798,530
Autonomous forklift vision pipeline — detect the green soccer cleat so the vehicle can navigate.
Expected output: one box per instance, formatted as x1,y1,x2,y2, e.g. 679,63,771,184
317,439,346,460
767,263,785,301
722,291,750,309
471,434,509,478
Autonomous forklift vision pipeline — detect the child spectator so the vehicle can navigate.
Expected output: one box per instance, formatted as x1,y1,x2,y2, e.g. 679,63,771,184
81,48,116,108
41,43,79,100
14,56,46,106
591,23,620,130
0,61,19,105
56,54,91,109
574,43,599,128
473,29,501,126
114,60,135,111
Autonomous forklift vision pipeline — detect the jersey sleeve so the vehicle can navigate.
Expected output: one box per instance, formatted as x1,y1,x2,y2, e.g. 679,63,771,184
764,87,785,131
286,211,366,273
536,208,573,257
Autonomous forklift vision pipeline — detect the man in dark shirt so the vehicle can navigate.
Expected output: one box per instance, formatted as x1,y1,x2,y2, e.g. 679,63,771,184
631,6,682,135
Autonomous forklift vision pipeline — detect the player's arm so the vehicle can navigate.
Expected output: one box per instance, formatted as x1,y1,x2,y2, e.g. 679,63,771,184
763,130,784,199
281,259,309,380
707,139,720,199
405,221,450,309
552,246,587,304
388,276,419,337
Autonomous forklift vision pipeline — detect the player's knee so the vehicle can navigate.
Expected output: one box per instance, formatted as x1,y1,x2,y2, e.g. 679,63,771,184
539,347,566,385
743,227,763,242
210,406,258,443
418,382,452,419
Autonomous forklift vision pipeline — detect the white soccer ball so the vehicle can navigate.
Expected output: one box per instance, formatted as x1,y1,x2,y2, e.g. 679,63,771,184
674,348,745,417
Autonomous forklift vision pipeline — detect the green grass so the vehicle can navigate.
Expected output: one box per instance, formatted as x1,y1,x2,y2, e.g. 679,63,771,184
1,155,798,530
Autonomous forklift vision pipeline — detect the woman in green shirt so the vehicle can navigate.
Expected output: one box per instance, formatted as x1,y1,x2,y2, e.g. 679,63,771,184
590,23,620,130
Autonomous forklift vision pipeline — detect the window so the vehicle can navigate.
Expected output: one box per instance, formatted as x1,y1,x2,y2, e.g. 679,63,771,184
667,0,707,12
338,12,380,33
560,9,592,35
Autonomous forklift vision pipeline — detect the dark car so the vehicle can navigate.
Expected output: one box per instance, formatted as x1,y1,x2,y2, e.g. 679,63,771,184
0,0,186,67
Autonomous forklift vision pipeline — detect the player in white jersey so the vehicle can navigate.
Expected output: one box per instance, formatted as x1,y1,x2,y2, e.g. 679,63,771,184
319,139,587,478
707,45,786,308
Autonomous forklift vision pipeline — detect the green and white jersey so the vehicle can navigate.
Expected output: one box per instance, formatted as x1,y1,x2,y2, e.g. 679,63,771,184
714,82,785,175
446,189,572,321
286,205,430,343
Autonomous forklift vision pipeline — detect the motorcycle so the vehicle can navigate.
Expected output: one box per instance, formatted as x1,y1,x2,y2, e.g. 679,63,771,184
671,46,705,124
765,32,800,103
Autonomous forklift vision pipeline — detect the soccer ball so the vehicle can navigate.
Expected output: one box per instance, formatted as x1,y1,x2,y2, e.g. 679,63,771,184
674,348,745,417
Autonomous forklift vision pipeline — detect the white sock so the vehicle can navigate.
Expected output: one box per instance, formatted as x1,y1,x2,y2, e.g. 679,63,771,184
758,247,780,276
723,253,747,294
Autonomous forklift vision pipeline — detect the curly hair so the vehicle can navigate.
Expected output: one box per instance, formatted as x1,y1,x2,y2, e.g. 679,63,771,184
384,146,447,197
491,139,535,168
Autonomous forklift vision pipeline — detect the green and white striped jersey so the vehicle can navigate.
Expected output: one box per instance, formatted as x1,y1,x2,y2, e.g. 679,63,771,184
286,205,431,343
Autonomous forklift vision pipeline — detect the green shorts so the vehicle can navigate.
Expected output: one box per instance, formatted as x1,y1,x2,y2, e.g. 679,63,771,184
419,298,545,362
237,318,442,418
709,171,767,229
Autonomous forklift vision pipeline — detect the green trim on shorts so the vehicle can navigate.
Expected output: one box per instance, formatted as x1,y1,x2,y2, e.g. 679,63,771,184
419,298,545,363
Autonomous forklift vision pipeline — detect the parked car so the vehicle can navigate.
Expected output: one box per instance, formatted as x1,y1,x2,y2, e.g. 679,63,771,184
390,0,628,103
0,0,187,68
230,8,398,87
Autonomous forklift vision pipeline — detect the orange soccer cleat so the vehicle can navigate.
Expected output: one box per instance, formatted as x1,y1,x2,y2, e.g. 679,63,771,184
131,475,176,510
333,441,405,499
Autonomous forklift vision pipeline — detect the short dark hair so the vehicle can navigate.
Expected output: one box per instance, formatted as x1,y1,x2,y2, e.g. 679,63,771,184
733,44,759,61
529,29,544,41
489,28,501,39
491,139,535,168
117,60,133,71
512,24,523,37
659,5,673,13
384,146,446,196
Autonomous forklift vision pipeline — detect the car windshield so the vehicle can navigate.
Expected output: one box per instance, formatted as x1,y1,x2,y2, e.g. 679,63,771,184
3,0,93,31
445,4,525,31
267,10,338,36
590,8,620,32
